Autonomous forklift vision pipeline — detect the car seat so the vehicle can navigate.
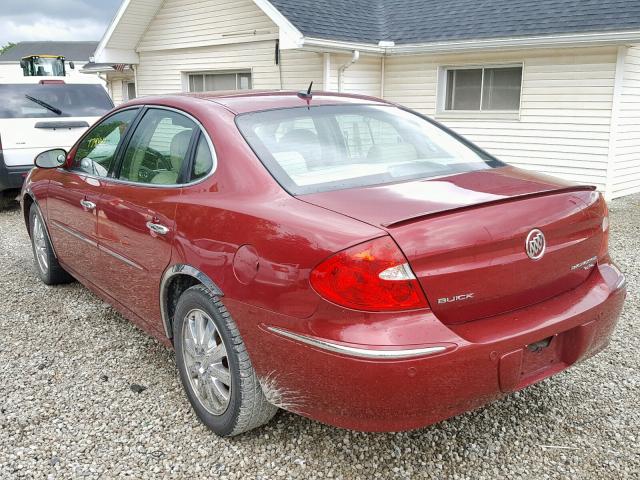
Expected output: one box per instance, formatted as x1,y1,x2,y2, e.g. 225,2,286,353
150,130,193,184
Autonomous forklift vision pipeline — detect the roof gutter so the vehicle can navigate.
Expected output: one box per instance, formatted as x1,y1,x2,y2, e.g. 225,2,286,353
391,30,640,55
302,37,383,54
80,65,134,74
301,30,640,56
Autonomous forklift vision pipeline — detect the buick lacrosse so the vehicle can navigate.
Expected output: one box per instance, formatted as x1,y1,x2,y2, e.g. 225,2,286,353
22,91,626,436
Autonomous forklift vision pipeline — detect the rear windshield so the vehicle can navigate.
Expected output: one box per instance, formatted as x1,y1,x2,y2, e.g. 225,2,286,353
0,84,113,119
236,105,503,195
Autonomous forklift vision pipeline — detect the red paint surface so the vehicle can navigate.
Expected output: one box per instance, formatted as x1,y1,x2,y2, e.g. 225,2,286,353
22,91,626,432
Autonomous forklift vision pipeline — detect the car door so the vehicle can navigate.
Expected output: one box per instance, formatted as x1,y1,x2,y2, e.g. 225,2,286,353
46,108,140,279
96,107,203,329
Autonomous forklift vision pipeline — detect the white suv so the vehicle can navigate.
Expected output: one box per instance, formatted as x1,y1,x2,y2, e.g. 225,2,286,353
0,80,113,207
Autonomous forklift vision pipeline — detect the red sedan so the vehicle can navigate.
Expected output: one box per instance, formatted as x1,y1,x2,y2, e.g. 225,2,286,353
21,91,626,436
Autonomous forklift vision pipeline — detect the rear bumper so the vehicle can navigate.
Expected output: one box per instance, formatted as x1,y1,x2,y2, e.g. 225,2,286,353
231,261,626,432
0,152,32,192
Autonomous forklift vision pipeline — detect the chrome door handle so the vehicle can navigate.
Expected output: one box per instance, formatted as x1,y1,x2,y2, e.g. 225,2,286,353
80,199,96,210
146,222,169,235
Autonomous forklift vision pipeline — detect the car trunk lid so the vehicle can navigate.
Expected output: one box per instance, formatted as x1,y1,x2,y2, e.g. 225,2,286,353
300,167,606,324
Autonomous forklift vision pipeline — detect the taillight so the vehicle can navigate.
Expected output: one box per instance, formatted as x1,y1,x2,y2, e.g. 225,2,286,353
310,237,429,311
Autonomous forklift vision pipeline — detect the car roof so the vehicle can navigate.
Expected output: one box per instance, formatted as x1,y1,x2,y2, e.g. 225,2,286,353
130,90,393,115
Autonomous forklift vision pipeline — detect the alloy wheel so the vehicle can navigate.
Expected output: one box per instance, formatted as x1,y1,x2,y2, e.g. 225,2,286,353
32,215,49,273
181,308,231,415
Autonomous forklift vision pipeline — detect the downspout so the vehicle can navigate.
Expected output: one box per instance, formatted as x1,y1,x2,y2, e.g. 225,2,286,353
338,50,360,93
276,40,283,90
380,55,385,98
133,64,139,98
97,72,111,99
323,52,331,91
605,46,627,201
97,72,108,86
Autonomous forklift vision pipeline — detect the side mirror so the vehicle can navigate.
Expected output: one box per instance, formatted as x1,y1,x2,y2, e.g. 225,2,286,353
19,59,27,69
69,61,75,70
34,149,67,169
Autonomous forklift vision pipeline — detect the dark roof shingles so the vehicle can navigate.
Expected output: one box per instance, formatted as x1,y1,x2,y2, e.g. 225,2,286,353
0,41,98,61
268,0,640,44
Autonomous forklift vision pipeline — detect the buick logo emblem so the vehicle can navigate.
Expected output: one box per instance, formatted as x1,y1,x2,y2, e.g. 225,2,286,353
525,229,546,260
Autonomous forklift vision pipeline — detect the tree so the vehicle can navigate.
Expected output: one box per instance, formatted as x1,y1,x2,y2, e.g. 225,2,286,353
0,42,16,55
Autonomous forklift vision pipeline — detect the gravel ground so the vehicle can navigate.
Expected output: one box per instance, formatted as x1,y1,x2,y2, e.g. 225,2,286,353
0,195,638,480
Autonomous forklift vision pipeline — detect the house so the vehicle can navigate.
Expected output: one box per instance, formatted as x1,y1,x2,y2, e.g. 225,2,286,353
80,62,136,103
92,0,640,199
0,41,99,82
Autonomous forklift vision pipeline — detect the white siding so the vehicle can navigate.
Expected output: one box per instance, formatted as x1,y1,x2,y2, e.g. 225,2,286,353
384,47,618,191
108,0,164,51
613,46,640,198
136,43,325,96
134,0,324,96
104,71,136,105
110,78,125,105
137,42,278,95
138,0,277,51
279,50,324,90
326,53,382,96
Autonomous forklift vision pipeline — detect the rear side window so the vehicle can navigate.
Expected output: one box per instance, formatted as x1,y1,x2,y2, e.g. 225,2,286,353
118,109,197,185
192,135,214,181
0,84,113,119
72,109,139,177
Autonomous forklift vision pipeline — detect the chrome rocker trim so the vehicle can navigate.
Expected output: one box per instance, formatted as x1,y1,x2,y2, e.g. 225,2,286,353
267,326,448,359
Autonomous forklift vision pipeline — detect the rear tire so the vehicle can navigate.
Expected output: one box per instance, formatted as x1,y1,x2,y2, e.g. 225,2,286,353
174,285,277,436
29,204,73,285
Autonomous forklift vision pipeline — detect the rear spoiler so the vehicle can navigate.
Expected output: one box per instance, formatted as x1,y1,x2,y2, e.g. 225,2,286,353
34,121,89,129
383,185,597,228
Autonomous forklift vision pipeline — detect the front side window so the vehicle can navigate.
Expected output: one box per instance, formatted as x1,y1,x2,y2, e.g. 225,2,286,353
118,109,197,185
188,72,252,92
72,108,139,177
237,105,502,195
444,66,522,111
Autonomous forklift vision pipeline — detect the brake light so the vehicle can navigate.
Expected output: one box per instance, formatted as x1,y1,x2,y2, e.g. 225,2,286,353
310,237,429,311
39,80,65,84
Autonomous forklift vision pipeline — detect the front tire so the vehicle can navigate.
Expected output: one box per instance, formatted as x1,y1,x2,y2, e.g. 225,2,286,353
173,285,277,436
29,204,73,285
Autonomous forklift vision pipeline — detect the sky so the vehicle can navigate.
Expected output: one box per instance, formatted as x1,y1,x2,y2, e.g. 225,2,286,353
0,0,122,46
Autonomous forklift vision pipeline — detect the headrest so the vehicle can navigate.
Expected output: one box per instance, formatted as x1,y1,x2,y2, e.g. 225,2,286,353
169,129,193,169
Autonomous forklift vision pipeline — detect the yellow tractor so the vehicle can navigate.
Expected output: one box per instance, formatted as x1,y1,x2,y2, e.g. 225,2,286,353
19,55,75,77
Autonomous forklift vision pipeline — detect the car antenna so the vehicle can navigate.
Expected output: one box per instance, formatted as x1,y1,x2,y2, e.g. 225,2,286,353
297,81,313,100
